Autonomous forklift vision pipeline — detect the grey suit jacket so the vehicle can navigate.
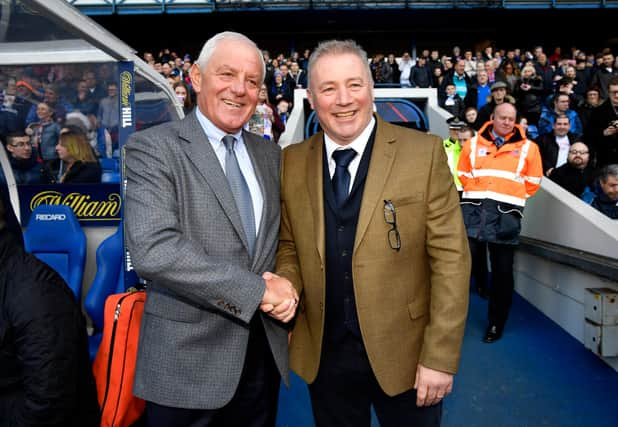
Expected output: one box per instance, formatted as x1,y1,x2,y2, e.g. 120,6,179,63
124,111,288,409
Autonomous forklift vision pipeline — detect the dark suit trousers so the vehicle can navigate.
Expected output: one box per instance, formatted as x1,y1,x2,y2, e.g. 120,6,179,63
308,333,442,427
468,238,489,294
470,239,516,329
144,317,280,427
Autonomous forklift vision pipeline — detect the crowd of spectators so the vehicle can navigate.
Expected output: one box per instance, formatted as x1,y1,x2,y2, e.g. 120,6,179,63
343,43,616,219
1,43,617,218
0,63,118,186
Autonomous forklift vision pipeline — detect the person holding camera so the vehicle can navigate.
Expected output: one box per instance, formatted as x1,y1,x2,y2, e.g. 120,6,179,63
514,64,544,126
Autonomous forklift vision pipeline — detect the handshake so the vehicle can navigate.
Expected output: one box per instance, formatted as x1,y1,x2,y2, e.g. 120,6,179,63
260,272,298,323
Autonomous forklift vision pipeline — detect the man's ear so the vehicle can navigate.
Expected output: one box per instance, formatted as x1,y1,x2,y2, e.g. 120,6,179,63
306,89,315,110
189,63,202,94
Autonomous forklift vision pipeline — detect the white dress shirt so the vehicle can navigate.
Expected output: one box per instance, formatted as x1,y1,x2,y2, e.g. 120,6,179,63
196,108,264,234
324,116,376,194
555,134,570,169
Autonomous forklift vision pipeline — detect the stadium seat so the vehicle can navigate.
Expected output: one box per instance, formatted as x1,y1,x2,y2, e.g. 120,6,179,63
84,223,125,361
23,204,86,301
100,157,120,173
375,98,429,131
101,171,121,183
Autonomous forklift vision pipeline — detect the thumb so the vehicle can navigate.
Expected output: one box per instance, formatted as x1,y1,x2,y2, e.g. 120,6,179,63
260,303,274,313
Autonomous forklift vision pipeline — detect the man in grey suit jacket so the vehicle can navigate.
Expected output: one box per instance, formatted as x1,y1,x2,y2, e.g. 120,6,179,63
125,31,298,427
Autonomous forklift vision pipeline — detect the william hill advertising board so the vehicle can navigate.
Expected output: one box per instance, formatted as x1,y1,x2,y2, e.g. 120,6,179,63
19,184,121,226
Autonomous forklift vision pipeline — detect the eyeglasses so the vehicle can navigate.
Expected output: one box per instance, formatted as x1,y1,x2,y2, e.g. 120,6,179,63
569,150,589,155
609,90,618,96
9,141,32,148
383,200,401,252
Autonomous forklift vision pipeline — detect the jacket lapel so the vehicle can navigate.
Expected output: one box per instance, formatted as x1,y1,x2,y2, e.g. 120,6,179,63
178,113,250,253
242,130,270,268
354,117,397,252
307,133,326,266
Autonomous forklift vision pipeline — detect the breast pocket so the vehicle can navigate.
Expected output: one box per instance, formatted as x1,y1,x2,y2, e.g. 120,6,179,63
390,192,424,206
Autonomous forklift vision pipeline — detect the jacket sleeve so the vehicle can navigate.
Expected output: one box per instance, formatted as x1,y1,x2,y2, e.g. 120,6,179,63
524,141,543,198
536,137,553,175
420,138,471,373
457,139,473,190
9,273,86,426
275,147,304,297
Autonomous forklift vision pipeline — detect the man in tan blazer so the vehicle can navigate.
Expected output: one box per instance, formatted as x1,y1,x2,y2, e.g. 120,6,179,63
275,40,471,426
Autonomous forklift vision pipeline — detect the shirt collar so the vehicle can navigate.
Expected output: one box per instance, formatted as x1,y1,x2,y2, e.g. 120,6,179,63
195,107,243,147
324,116,375,160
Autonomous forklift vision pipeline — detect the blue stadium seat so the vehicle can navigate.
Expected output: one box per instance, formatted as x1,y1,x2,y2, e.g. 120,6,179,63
101,171,121,184
84,224,125,361
374,98,428,130
100,158,121,183
100,157,120,173
23,204,86,301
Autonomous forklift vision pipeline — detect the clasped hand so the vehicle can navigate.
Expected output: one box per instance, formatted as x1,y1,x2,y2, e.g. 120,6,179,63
260,272,298,323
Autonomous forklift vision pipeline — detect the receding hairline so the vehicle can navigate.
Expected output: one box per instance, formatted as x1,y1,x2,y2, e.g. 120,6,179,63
307,39,372,89
570,141,588,150
195,31,265,83
494,103,516,115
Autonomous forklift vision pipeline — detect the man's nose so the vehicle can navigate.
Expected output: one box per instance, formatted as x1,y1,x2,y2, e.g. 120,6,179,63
336,88,351,104
230,78,246,95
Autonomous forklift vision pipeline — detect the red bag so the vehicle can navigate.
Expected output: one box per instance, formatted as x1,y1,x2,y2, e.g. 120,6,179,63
93,290,146,427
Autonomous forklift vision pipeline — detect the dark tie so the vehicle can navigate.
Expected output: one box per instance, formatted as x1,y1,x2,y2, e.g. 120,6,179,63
494,136,505,148
222,135,256,255
332,149,357,207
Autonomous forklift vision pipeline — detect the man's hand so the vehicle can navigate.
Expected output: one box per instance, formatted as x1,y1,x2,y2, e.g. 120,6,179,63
414,364,454,407
603,125,618,137
260,272,298,323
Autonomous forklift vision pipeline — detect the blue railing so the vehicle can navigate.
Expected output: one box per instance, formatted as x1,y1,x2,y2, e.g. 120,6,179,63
67,0,618,15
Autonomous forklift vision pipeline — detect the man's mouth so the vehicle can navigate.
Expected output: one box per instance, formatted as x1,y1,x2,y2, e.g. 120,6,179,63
334,111,355,118
223,100,242,108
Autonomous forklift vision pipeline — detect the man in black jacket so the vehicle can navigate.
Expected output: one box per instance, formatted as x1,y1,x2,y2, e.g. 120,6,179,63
0,196,100,426
536,114,578,177
549,142,595,197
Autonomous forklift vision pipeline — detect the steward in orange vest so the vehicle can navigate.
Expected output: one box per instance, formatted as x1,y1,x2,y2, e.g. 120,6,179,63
458,117,542,244
457,103,542,343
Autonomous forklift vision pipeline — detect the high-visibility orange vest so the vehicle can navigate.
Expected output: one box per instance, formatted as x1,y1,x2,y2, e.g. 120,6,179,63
457,122,542,207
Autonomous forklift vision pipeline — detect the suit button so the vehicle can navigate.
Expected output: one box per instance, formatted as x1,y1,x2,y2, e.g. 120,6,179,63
338,226,345,232
341,250,348,257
